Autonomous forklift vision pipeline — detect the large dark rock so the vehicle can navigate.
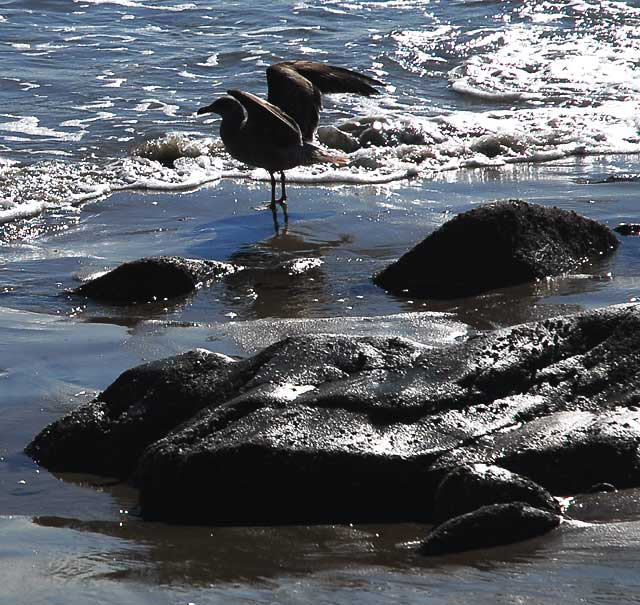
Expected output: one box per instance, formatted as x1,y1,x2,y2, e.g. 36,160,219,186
26,303,640,525
418,502,562,556
73,256,239,304
373,200,619,298
432,464,560,524
26,349,255,477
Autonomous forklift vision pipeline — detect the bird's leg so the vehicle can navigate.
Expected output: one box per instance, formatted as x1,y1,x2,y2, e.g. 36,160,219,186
269,172,277,210
278,171,289,224
269,171,280,232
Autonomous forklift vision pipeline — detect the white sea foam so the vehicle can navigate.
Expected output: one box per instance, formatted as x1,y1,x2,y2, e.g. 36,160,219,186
60,112,116,127
134,99,179,116
2,92,640,227
101,78,126,88
0,116,84,142
448,3,640,106
0,157,17,171
73,0,197,10
197,53,219,67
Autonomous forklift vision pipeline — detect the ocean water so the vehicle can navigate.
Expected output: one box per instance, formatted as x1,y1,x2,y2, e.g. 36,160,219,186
2,0,640,224
2,0,640,603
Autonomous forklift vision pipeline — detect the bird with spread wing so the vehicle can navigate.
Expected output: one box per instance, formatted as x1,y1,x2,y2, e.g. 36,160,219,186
197,60,383,230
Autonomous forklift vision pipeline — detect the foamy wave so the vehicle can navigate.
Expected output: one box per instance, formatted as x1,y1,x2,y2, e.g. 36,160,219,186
73,0,198,10
0,157,17,172
130,133,217,165
0,115,84,142
0,135,229,225
449,2,640,106
2,98,640,227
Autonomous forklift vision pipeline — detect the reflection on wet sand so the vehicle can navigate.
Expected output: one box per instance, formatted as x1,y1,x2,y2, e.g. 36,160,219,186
33,515,425,585
222,230,353,319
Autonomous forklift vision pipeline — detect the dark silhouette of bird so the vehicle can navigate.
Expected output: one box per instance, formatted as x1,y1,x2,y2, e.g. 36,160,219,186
197,60,383,230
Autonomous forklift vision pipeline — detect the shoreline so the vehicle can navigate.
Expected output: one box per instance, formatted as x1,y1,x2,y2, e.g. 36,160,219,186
1,154,640,602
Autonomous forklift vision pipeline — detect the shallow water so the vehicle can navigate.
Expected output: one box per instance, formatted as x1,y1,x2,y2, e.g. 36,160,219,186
3,0,640,222
2,156,640,602
2,0,640,602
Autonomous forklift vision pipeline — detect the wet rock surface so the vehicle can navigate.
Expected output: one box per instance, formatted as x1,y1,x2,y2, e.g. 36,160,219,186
373,200,619,298
317,125,360,153
614,223,640,236
418,502,562,556
26,349,254,477
26,303,640,526
432,464,560,524
73,256,239,304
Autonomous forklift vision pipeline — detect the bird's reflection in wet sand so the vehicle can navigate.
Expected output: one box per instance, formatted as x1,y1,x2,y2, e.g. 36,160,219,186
221,228,353,320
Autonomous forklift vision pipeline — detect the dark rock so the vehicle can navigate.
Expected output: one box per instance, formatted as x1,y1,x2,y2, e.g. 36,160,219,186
614,223,640,236
433,408,640,496
469,134,527,158
73,256,239,304
26,349,254,477
433,464,560,524
418,502,561,556
373,200,619,299
317,125,360,153
26,303,640,525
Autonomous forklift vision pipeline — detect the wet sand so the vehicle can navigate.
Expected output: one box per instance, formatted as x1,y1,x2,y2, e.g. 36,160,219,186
2,155,640,603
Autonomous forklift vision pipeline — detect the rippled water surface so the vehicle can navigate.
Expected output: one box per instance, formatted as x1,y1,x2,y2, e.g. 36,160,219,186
2,0,640,603
2,0,640,222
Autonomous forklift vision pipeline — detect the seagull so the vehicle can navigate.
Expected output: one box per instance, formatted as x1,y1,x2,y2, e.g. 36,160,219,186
197,60,383,230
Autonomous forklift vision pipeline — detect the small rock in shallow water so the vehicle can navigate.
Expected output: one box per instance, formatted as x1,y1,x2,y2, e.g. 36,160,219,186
418,502,561,556
73,255,239,305
432,463,561,523
317,125,360,153
614,223,640,236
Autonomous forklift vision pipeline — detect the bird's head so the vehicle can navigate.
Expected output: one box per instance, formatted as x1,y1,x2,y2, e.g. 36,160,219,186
196,95,241,118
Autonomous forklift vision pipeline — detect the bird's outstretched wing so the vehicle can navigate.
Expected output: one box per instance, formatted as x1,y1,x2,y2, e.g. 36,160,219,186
277,60,383,95
227,89,303,147
266,63,322,141
266,61,383,140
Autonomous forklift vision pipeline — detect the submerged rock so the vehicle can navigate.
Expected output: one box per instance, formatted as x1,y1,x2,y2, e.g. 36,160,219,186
373,200,619,299
418,502,562,556
73,256,239,304
614,223,640,236
26,303,640,525
432,464,560,524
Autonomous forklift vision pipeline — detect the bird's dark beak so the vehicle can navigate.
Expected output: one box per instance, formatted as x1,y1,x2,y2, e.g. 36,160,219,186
197,103,217,115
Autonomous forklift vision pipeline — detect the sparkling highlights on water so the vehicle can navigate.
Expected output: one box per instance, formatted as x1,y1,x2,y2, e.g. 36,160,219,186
448,0,640,105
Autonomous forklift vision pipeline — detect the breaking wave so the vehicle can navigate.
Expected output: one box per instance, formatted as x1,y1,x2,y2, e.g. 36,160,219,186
2,95,640,227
